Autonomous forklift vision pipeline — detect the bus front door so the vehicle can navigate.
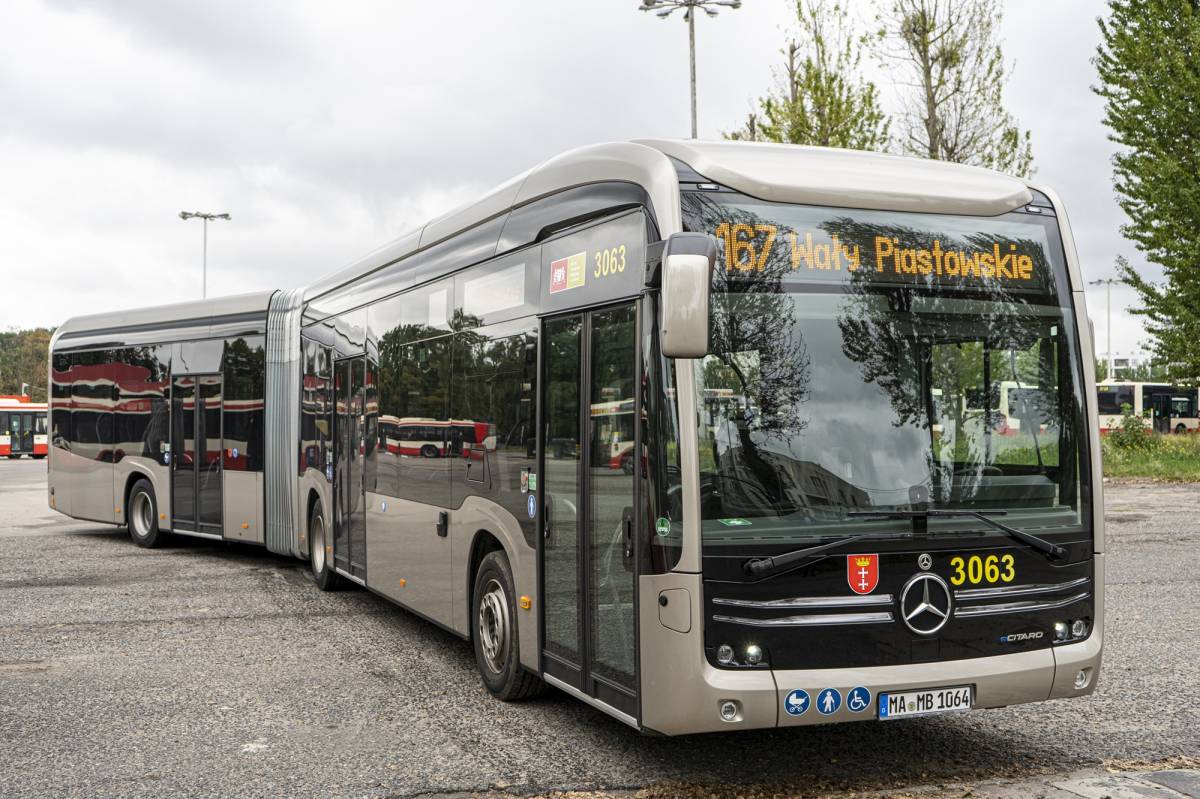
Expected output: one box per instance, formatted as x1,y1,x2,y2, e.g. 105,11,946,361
333,357,367,582
170,374,223,534
540,303,639,721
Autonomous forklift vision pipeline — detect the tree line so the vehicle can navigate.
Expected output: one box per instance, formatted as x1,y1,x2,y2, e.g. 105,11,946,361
728,0,1198,380
0,328,53,398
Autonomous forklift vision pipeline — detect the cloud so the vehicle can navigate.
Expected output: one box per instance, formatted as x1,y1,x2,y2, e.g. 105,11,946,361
0,0,1150,361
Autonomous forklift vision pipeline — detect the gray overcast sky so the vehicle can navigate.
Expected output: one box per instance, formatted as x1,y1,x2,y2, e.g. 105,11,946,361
0,0,1150,357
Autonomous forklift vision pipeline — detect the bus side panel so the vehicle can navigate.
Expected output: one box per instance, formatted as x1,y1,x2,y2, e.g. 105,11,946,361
111,455,170,531
448,496,539,671
364,493,454,628
223,470,263,543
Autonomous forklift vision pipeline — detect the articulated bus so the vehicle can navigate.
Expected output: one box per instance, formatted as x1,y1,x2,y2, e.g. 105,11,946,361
1096,380,1199,434
0,395,48,458
47,140,1103,734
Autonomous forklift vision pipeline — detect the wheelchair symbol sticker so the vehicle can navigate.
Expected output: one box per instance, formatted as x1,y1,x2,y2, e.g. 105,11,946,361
846,686,871,713
527,494,537,518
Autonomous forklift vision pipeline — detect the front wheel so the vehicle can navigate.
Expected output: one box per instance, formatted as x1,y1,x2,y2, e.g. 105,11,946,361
309,501,341,591
1175,423,1187,435
472,550,546,701
128,478,165,548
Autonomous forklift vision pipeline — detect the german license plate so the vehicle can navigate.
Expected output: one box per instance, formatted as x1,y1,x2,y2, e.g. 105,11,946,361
878,685,972,720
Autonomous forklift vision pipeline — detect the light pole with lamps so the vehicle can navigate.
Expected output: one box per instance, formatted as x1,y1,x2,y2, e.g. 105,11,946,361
179,211,231,299
638,0,742,139
1089,277,1119,379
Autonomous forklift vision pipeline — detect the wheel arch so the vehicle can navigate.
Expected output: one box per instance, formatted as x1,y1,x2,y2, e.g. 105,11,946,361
467,528,508,641
122,467,161,530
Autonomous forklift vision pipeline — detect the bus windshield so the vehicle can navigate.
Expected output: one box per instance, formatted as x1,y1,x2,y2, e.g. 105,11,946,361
681,193,1091,545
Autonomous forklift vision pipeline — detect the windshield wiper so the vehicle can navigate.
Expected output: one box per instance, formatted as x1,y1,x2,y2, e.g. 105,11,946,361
846,510,1067,561
743,531,912,579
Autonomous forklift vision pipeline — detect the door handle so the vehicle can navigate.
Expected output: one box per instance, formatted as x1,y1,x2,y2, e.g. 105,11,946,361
623,513,634,561
436,511,449,538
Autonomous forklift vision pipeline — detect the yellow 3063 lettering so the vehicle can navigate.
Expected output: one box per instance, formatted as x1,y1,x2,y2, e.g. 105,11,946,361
593,245,627,278
949,554,1016,586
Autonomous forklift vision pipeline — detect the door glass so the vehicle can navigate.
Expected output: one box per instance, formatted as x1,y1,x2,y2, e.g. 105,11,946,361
171,378,196,526
349,358,367,575
197,376,223,530
543,315,583,666
334,361,351,570
588,305,638,689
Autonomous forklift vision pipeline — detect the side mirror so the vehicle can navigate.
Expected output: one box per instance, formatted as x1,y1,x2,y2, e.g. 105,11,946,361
660,232,717,358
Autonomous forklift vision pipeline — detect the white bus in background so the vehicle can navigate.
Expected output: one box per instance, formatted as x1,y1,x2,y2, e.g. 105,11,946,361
1097,380,1199,434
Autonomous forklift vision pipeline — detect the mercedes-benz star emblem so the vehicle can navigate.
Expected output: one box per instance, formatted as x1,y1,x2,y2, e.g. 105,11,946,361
918,553,933,571
899,572,952,635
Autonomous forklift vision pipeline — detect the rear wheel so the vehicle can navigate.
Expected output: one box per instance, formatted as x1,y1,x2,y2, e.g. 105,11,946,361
128,479,164,548
1175,423,1187,435
309,501,341,591
472,550,546,701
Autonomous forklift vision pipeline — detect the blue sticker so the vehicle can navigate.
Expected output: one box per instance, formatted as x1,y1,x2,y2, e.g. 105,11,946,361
232,447,239,460
527,494,537,519
163,452,170,465
816,687,842,715
846,686,871,713
783,689,810,716
326,464,333,482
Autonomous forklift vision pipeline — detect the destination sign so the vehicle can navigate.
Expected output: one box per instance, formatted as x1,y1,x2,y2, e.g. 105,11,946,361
711,222,1044,289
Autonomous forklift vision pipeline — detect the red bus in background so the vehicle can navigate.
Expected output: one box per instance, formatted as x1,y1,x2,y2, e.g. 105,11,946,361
378,415,491,458
0,395,48,458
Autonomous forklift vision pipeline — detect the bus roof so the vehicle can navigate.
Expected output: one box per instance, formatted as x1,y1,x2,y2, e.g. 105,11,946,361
50,290,276,351
302,140,1035,304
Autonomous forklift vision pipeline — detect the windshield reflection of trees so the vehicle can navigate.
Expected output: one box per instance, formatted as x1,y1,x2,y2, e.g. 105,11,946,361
825,216,1075,510
683,193,1081,521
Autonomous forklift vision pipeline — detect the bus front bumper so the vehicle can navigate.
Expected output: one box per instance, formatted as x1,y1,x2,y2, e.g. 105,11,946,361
638,559,1103,736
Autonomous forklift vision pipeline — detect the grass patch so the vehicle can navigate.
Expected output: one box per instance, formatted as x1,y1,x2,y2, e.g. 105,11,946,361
1102,432,1200,481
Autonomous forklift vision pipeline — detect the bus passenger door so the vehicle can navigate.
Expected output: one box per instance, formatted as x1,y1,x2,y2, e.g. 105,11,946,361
333,357,367,581
540,303,639,720
170,374,223,534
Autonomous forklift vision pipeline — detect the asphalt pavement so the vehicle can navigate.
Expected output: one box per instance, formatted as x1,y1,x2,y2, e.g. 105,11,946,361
0,458,1196,798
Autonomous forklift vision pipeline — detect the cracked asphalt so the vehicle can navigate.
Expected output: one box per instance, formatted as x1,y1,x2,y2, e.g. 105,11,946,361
0,459,1196,798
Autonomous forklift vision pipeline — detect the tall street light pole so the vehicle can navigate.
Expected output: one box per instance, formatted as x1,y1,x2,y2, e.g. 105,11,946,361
179,211,231,299
639,0,742,139
1090,278,1119,379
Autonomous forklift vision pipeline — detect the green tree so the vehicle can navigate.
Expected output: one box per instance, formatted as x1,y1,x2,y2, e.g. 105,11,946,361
880,0,1034,177
725,0,890,151
0,328,53,397
1094,1,1200,381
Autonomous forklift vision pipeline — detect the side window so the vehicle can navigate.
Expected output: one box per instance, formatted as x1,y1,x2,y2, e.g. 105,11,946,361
51,352,72,450
450,323,538,545
113,345,170,463
300,338,333,479
453,249,539,329
374,327,452,505
223,336,265,471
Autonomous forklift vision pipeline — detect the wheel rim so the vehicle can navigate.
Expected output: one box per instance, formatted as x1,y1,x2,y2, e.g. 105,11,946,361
131,490,153,539
477,578,510,675
312,512,326,574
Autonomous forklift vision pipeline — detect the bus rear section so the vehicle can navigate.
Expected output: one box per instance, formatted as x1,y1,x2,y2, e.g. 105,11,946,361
0,396,48,458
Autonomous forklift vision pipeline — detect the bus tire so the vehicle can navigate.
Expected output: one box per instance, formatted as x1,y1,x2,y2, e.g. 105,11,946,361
420,444,439,458
309,501,341,591
472,550,546,701
128,478,164,548
1175,423,1186,435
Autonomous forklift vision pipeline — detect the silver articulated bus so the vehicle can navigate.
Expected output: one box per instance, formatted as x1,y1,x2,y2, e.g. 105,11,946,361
47,140,1103,734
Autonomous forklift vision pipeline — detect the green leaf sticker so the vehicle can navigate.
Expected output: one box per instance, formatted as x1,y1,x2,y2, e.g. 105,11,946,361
527,473,537,492
718,518,752,527
655,517,671,537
